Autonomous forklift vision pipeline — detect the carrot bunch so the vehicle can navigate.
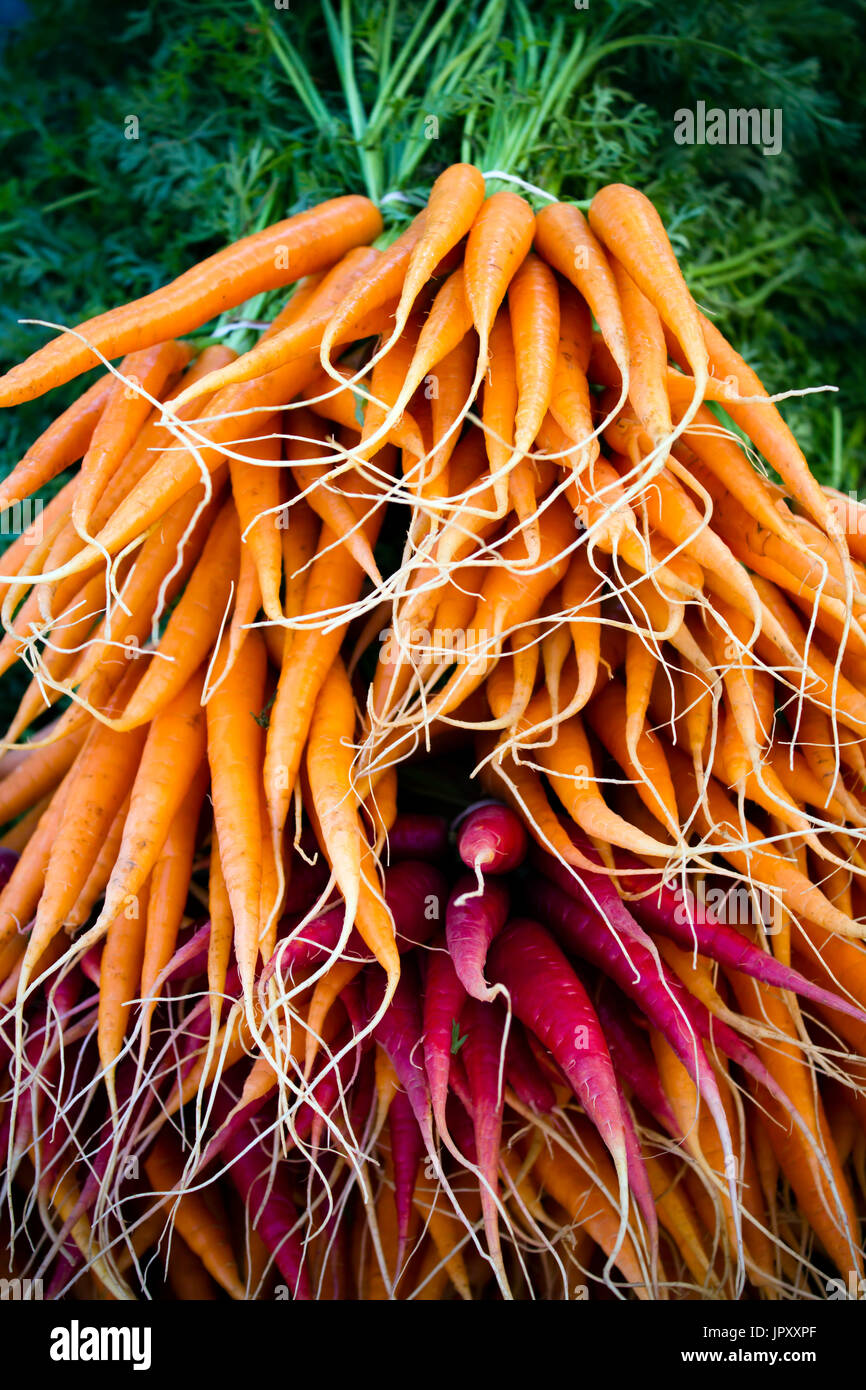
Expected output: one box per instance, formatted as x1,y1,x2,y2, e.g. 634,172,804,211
0,164,864,1300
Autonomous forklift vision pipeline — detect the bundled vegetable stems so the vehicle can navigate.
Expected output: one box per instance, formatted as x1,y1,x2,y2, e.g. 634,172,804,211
1,162,865,1302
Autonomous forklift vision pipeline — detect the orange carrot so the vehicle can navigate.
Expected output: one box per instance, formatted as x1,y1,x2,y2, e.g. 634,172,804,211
0,196,383,405
0,375,113,514
207,631,267,1008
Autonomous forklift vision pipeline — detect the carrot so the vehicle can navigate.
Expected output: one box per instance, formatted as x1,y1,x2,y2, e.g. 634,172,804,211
81,667,208,951
55,350,315,581
488,919,645,1245
264,473,384,877
651,1030,772,1286
207,631,267,1009
319,212,426,368
388,163,485,352
481,307,518,515
4,572,107,743
65,792,130,930
399,492,574,731
21,682,149,965
0,374,113,515
110,498,240,731
0,196,383,405
725,967,862,1278
288,407,382,582
460,997,509,1292
411,1164,472,1302
664,742,863,937
0,708,89,827
585,679,679,836
537,710,673,858
608,253,671,448
696,312,851,560
548,283,596,462
427,331,478,487
68,469,229,692
464,190,535,371
588,184,708,428
531,1122,651,1297
0,772,73,948
227,425,285,623
72,340,191,534
306,659,398,987
143,1130,246,1299
534,202,629,396
358,316,425,463
98,879,151,1098
173,246,381,405
138,761,208,1032
358,265,475,464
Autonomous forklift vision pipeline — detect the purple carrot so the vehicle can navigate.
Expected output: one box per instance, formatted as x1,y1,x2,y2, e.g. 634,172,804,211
366,957,431,1149
221,1117,312,1300
46,1236,86,1299
422,948,467,1138
505,1019,556,1113
487,919,652,1252
271,859,448,980
445,874,510,1002
349,1048,376,1143
0,848,18,894
594,986,679,1137
612,852,866,1024
388,1085,425,1269
156,920,211,987
445,1091,477,1164
526,875,747,1262
457,801,528,876
387,813,449,862
530,842,657,954
460,996,509,1289
281,828,331,913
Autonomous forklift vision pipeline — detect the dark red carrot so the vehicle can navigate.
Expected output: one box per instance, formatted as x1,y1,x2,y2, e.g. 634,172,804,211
387,813,449,862
460,995,509,1291
366,957,431,1146
445,874,510,1002
422,948,467,1137
457,802,528,875
221,1118,312,1300
388,1086,425,1269
594,985,678,1137
487,919,635,1239
505,1019,557,1113
524,876,743,1263
273,859,448,979
612,852,866,1024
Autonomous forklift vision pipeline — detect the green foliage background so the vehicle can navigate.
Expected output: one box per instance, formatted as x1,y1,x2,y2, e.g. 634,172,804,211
0,0,864,485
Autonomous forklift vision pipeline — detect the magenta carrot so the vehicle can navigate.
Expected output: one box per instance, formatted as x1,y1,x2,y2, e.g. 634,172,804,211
487,919,634,1232
386,814,449,862
422,948,467,1139
388,1086,425,1270
456,802,528,876
503,1019,556,1113
613,853,866,1024
445,874,510,1003
460,996,509,1291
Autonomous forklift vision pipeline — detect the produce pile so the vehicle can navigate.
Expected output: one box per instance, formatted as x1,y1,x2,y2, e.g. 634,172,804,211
0,163,865,1301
